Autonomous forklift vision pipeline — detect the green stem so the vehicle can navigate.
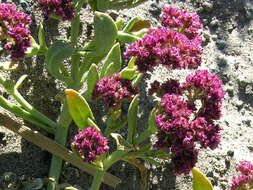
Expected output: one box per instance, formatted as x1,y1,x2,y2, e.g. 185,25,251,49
0,95,55,134
133,129,152,145
0,75,57,128
90,170,105,190
47,103,72,190
109,0,148,10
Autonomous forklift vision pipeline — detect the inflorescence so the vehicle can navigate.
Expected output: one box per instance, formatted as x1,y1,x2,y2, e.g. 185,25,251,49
72,126,109,163
152,70,225,175
37,0,74,21
0,3,32,59
124,6,202,73
230,161,253,190
92,73,139,108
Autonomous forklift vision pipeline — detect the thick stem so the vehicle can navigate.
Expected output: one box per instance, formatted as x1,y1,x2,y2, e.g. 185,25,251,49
0,95,55,134
47,103,72,190
133,129,152,145
90,170,105,190
0,74,57,129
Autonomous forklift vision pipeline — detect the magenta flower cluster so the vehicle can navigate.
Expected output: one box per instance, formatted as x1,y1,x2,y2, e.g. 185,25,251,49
229,161,253,190
92,73,139,108
182,70,226,120
37,0,74,21
72,126,109,163
162,6,203,39
124,6,202,73
153,70,225,175
0,3,32,59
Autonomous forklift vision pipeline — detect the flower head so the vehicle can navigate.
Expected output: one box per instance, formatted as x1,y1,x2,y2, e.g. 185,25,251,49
72,126,109,163
92,73,139,108
162,6,202,39
124,28,202,72
37,0,74,21
0,3,32,59
229,161,253,190
182,70,226,120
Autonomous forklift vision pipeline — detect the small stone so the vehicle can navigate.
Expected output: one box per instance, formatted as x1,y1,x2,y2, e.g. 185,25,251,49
245,84,252,94
242,118,251,127
202,18,209,25
216,40,227,50
202,2,213,12
217,56,228,68
202,31,211,42
226,86,234,97
220,181,228,189
210,18,219,27
248,28,253,34
227,150,234,157
206,168,214,177
2,172,16,183
149,3,161,16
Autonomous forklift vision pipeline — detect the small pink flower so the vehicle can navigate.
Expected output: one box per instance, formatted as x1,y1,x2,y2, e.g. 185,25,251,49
72,126,109,163
93,73,139,108
37,0,74,21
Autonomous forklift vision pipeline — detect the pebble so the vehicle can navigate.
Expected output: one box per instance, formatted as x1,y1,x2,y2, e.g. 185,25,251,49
2,172,16,183
248,28,253,34
149,3,161,16
245,84,252,94
202,2,213,12
210,18,219,27
242,118,251,127
220,181,228,189
202,31,211,42
226,86,234,97
216,40,227,50
227,150,234,157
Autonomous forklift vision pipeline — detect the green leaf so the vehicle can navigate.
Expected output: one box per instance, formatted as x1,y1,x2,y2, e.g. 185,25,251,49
192,168,213,190
111,133,133,151
117,31,141,44
100,43,121,78
46,40,73,84
127,95,139,144
129,20,151,32
120,67,137,80
87,64,99,101
38,23,48,53
97,0,109,12
123,17,139,33
148,108,157,133
25,36,39,57
115,19,124,30
65,89,96,130
81,12,118,64
131,28,148,37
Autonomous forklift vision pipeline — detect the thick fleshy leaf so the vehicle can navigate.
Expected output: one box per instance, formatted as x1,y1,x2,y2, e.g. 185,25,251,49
46,40,73,83
38,23,47,53
87,64,99,100
97,0,109,12
65,89,95,129
100,43,121,78
148,108,157,133
120,67,137,80
129,20,151,32
127,95,139,144
123,17,139,33
25,36,39,57
192,168,213,190
81,12,117,64
111,133,133,151
131,28,148,37
117,31,141,44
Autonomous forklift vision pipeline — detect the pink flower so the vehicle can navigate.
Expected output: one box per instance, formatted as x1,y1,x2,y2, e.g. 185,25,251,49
229,161,253,190
125,28,202,72
93,73,139,108
0,3,32,59
37,0,74,21
72,126,109,163
162,6,202,39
